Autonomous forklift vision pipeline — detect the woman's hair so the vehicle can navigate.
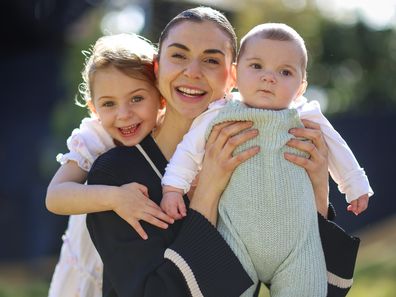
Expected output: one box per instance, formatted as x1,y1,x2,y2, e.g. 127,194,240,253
158,6,237,62
78,33,157,108
238,23,307,77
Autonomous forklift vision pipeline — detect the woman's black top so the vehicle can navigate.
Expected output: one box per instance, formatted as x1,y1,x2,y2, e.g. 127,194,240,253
86,135,360,297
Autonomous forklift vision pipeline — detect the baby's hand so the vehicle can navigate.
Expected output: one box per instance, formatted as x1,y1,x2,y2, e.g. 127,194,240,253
161,190,187,220
347,194,369,215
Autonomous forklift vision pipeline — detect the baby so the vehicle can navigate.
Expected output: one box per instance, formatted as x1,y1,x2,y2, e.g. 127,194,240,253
161,23,372,296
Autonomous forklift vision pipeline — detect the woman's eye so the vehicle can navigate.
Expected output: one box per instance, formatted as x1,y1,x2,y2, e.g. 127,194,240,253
280,69,292,76
250,63,261,69
131,96,144,103
171,53,185,59
205,58,219,65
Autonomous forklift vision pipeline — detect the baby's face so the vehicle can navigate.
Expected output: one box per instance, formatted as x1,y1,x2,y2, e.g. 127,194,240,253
236,37,306,110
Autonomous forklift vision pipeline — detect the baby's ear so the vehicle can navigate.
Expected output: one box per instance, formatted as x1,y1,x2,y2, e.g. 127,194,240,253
298,79,308,97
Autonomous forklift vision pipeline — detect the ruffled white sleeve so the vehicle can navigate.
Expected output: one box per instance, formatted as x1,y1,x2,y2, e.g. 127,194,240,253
296,97,373,202
56,117,115,172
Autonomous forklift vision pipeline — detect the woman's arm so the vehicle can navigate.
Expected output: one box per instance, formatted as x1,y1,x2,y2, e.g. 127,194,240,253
285,119,360,297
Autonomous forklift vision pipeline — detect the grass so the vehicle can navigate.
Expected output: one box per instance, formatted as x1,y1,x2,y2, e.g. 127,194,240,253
0,216,395,297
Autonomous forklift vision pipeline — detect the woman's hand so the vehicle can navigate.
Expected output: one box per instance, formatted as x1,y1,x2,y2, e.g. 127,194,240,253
285,119,330,218
110,182,174,240
190,121,260,225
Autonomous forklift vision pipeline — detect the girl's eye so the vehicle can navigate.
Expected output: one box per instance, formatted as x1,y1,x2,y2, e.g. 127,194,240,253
102,101,114,107
280,69,292,76
131,96,144,103
250,63,262,69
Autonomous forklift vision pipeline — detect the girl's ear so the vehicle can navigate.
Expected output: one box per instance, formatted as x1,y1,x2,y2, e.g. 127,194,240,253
87,100,98,117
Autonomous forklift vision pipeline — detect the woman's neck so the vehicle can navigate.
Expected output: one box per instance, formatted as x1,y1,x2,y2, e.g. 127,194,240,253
152,109,193,161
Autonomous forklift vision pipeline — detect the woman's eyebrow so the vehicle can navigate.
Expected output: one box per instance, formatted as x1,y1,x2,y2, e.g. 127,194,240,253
168,43,225,56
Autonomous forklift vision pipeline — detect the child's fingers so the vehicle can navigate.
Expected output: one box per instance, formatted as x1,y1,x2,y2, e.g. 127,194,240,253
178,199,187,217
347,200,357,212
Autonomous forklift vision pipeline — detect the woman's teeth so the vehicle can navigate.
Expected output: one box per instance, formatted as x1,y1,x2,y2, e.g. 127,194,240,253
177,87,206,97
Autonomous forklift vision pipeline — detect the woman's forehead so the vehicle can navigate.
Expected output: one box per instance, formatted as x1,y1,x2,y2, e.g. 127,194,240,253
162,20,233,57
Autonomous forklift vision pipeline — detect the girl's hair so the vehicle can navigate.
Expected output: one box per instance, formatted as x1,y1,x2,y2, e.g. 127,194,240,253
78,33,157,108
238,23,308,77
158,6,237,62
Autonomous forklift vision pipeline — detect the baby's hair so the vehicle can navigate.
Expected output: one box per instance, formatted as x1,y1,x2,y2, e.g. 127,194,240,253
78,33,157,109
238,23,307,78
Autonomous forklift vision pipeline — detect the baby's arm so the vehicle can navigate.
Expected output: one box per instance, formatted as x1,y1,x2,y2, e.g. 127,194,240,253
298,100,373,213
160,186,186,220
162,104,222,197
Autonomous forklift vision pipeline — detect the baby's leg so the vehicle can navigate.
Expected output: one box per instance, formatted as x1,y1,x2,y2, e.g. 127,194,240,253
269,233,327,297
217,211,258,297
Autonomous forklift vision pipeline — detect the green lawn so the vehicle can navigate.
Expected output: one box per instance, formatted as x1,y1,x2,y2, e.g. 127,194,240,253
1,217,395,297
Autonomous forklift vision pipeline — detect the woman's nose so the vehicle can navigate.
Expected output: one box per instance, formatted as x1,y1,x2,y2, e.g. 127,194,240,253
184,60,202,79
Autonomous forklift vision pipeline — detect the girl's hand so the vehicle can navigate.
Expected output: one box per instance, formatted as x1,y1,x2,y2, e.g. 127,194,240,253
285,119,330,218
111,182,174,240
190,121,260,224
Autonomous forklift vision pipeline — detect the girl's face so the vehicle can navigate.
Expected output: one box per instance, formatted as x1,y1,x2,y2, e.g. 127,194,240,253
156,20,236,120
236,38,306,110
90,66,161,146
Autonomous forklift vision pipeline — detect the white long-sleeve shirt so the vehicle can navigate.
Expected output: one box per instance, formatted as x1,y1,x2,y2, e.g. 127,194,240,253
162,94,373,203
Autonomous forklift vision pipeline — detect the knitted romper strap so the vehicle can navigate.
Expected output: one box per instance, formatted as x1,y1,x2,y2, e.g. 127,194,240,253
135,144,163,180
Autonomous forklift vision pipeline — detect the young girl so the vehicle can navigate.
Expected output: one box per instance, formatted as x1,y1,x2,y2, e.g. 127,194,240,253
46,33,173,297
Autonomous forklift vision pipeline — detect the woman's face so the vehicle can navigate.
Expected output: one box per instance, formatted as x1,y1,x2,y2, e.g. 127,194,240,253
156,20,236,120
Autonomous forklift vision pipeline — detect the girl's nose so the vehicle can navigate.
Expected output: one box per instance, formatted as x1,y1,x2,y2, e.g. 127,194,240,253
184,60,202,79
117,103,133,120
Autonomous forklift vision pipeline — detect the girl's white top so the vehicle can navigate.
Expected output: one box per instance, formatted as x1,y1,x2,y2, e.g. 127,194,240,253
48,117,114,297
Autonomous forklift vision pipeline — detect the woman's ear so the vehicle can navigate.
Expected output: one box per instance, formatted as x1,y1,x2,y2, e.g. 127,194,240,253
153,54,159,79
226,63,237,93
159,96,166,109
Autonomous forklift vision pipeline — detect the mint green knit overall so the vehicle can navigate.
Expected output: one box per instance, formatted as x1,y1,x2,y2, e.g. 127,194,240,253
207,100,327,297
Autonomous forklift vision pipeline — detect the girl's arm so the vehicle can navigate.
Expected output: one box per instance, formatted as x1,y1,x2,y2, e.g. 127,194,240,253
46,161,173,239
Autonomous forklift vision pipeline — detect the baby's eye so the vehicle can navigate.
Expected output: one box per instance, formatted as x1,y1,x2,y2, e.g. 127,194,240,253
280,69,292,76
131,96,144,103
250,63,262,69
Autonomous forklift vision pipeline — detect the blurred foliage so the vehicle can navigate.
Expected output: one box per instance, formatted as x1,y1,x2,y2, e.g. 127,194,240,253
234,0,396,115
51,0,396,143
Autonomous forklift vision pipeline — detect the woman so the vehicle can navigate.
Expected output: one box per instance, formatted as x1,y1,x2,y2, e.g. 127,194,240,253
86,7,359,297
